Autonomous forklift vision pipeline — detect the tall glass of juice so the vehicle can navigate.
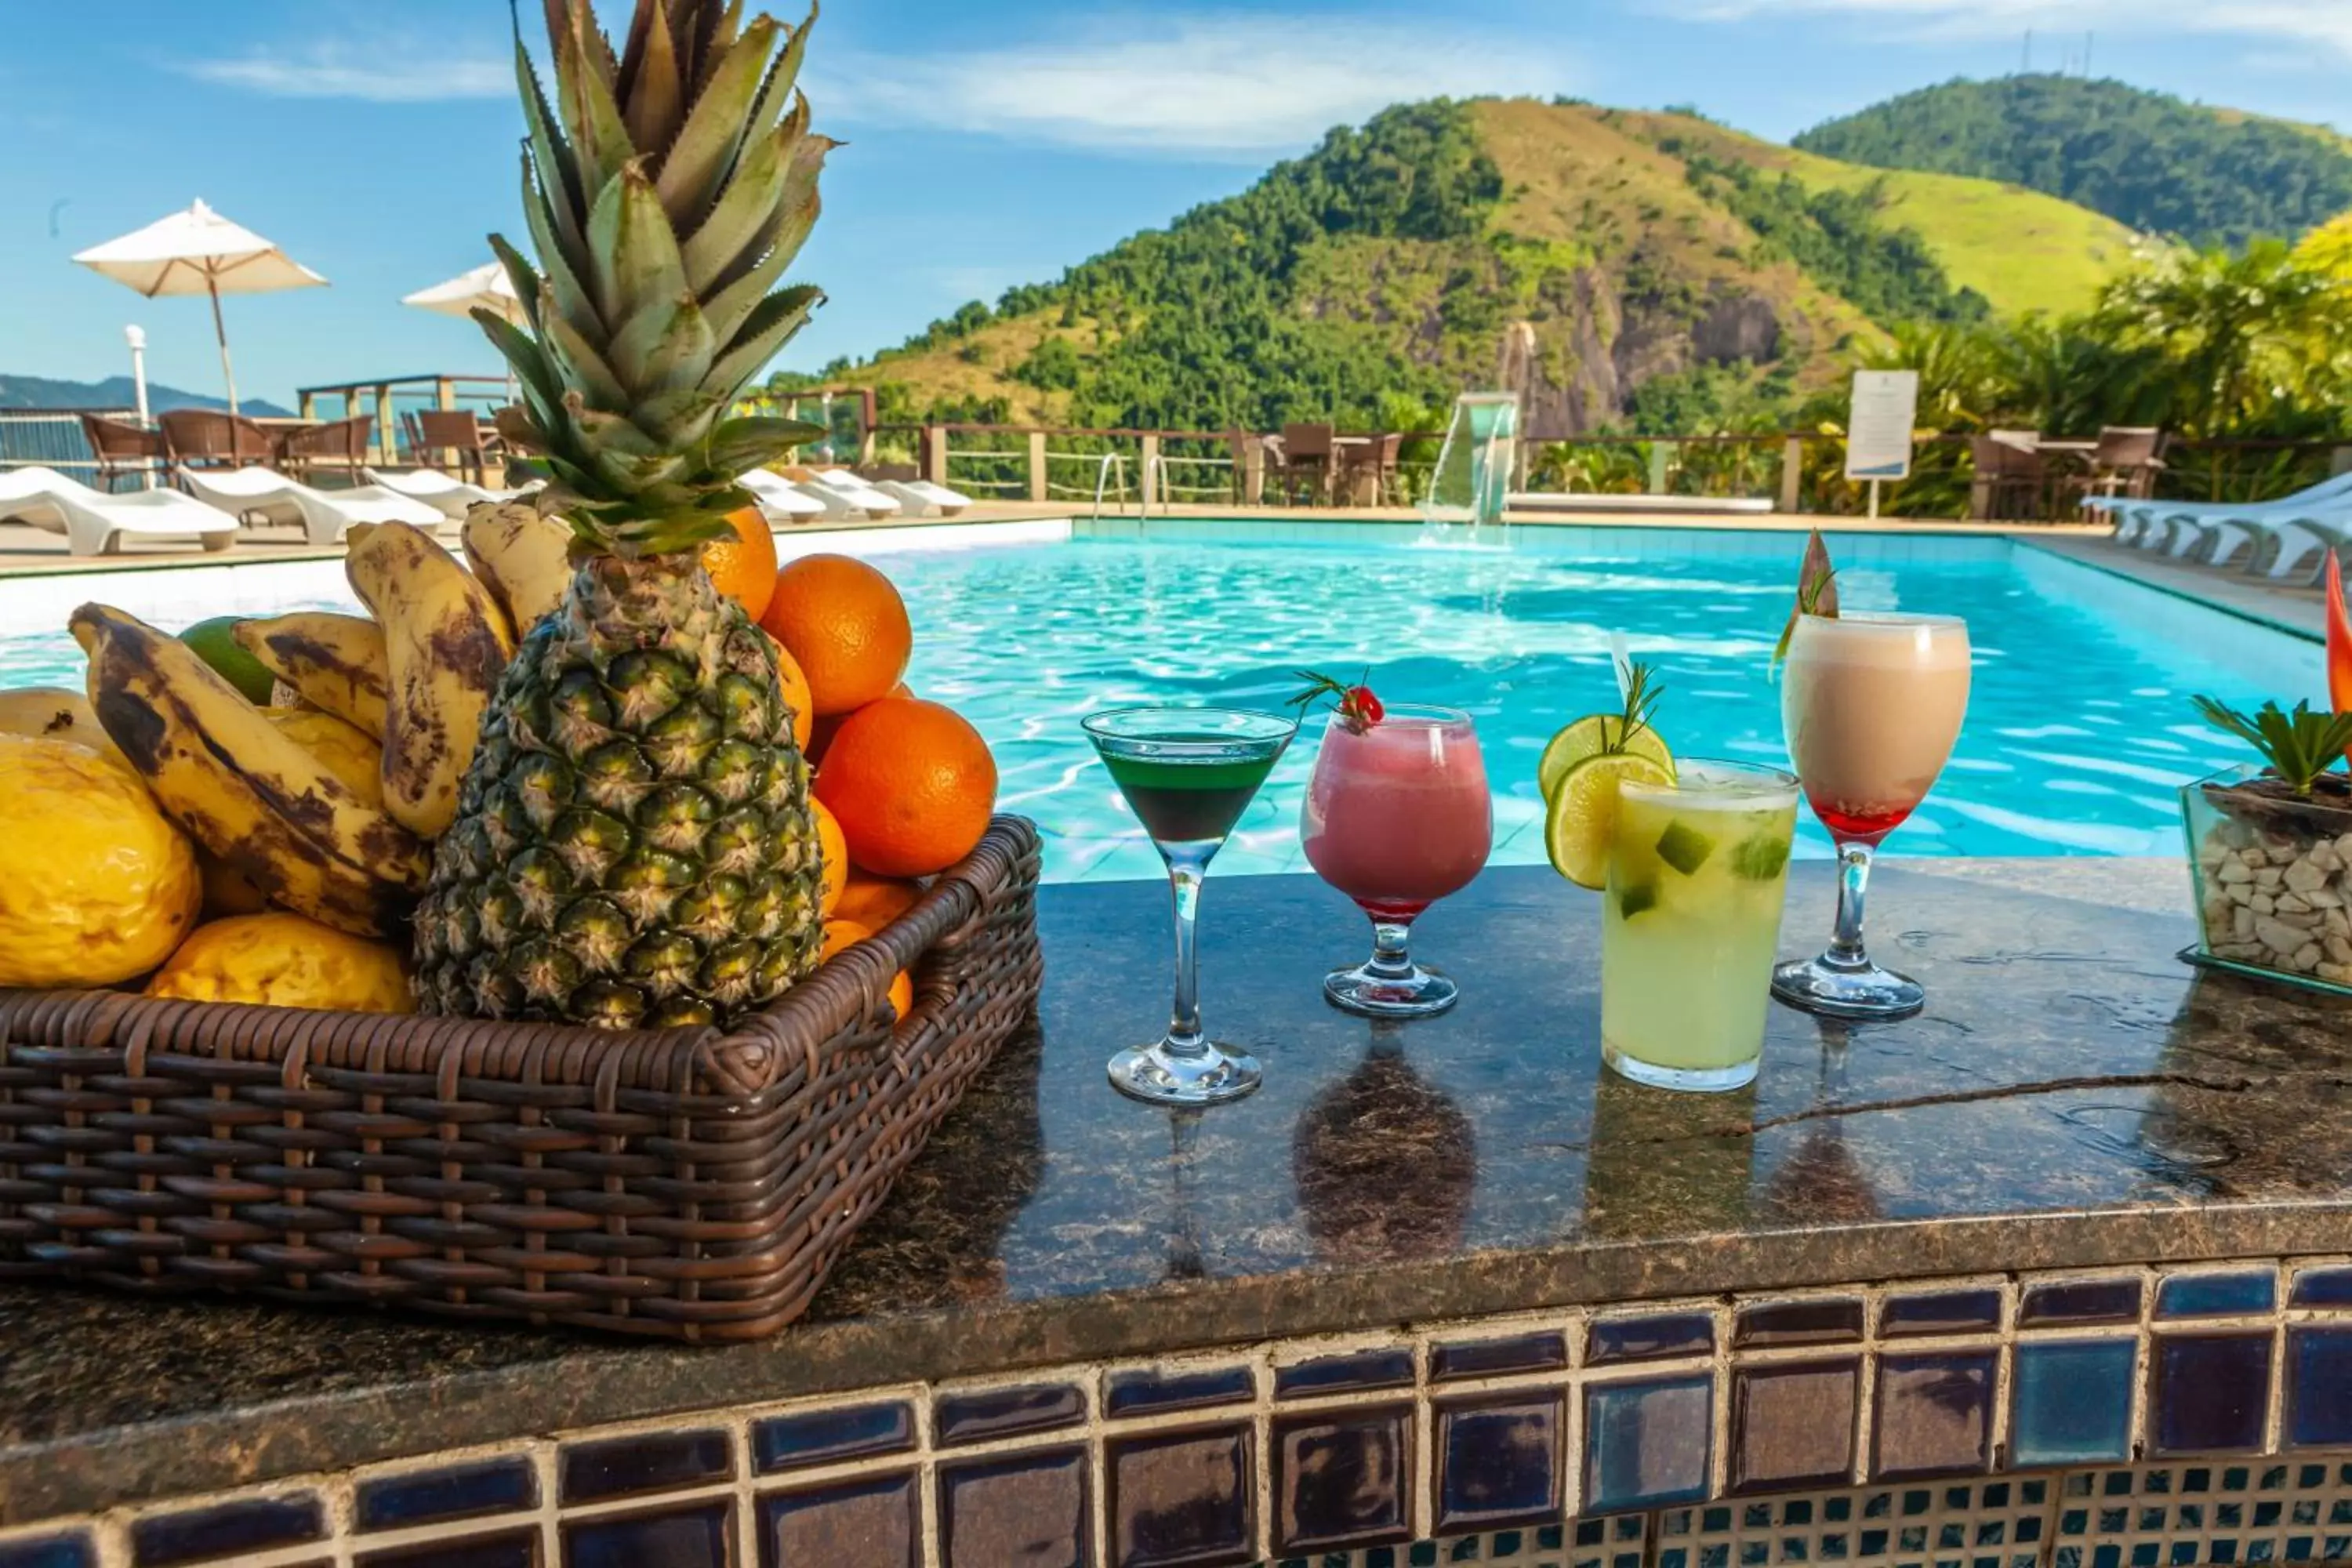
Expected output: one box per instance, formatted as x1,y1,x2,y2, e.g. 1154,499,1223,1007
1301,705,1493,1016
1602,759,1799,1091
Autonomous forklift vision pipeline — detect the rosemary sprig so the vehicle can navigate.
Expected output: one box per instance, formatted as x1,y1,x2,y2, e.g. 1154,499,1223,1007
2194,695,2352,797
1606,659,1664,754
1288,668,1385,734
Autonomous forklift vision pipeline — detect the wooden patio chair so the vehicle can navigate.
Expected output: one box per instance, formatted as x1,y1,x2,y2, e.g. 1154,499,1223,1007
158,408,274,473
412,409,497,485
1339,432,1403,506
78,414,165,492
273,416,375,485
1276,422,1335,506
1969,435,2047,521
2084,426,2166,506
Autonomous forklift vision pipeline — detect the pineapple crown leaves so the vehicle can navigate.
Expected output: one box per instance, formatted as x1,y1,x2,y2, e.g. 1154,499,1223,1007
485,0,833,556
2194,695,2352,797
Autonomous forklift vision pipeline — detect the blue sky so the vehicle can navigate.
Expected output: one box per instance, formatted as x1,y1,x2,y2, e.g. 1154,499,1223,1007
2,0,2345,407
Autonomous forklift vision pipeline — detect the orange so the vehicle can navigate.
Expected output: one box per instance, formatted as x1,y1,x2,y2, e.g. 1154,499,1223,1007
704,506,779,621
815,698,997,878
759,554,912,715
818,917,914,1019
758,630,815,751
811,797,848,917
836,870,924,930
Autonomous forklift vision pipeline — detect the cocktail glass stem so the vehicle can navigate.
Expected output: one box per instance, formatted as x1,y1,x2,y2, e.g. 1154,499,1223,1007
1771,837,1926,1020
1106,844,1262,1105
1366,919,1414,981
1163,855,1208,1055
1826,840,1875,969
1323,905,1457,1018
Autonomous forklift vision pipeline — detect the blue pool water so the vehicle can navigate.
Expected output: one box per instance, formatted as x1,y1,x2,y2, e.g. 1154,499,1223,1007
0,521,2321,883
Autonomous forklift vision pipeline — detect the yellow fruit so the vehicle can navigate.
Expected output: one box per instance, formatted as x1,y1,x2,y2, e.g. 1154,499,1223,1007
145,913,413,1013
813,797,848,916
0,686,129,769
263,708,383,808
0,736,201,988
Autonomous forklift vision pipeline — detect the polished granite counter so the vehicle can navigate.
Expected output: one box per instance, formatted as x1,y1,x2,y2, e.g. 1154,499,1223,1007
4,855,2350,1523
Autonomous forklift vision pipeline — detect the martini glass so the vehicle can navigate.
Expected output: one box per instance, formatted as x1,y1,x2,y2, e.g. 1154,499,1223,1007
1084,706,1299,1105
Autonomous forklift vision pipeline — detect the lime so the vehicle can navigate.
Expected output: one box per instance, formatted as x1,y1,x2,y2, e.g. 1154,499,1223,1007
1545,750,1675,890
177,616,276,706
1538,714,1674,800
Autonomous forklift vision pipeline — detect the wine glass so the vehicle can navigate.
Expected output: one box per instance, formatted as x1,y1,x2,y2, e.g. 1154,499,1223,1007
1083,706,1298,1105
1300,705,1491,1016
1771,612,1972,1019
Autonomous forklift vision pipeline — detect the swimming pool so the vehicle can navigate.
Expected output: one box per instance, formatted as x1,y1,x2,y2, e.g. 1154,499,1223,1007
0,519,2321,883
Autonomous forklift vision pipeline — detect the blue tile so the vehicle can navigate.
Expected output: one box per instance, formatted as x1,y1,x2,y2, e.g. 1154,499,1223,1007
0,1537,93,1568
2158,1274,2277,1319
358,1531,538,1568
562,1501,730,1568
758,1473,917,1568
1273,1405,1414,1553
1587,1316,1714,1366
2154,1335,2273,1454
560,1428,731,1504
938,1446,1088,1568
132,1495,325,1566
358,1456,537,1530
2012,1341,2137,1468
2022,1280,2142,1326
1109,1424,1254,1567
1432,1332,1569,1382
2293,1269,2352,1308
1882,1290,2003,1338
1584,1377,1712,1512
1275,1348,1416,1399
935,1383,1086,1446
1108,1367,1255,1418
753,1403,916,1472
1735,1301,1864,1348
2289,1329,2352,1448
1435,1394,1563,1535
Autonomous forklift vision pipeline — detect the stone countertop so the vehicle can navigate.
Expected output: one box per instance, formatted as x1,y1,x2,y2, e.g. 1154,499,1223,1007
5,855,2350,1519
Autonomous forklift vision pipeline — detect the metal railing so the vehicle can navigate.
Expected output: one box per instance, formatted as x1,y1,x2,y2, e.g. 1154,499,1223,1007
0,408,135,481
294,375,511,466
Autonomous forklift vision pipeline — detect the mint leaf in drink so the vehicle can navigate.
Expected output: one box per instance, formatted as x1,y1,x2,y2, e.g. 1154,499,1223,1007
1654,821,1715,876
1731,833,1792,881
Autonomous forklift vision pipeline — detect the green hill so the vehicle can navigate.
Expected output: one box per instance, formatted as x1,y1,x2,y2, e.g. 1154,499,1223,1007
1795,75,2352,249
801,96,2158,436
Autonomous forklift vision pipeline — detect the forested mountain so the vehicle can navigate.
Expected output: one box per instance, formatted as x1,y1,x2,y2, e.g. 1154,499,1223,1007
0,373,292,417
1795,76,2352,249
791,98,2152,437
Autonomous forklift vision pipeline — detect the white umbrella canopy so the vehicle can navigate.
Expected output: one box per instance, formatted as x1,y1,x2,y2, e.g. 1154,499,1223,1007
71,198,327,416
401,261,524,325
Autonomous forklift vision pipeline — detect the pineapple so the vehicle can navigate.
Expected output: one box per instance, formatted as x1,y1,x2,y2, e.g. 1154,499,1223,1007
410,0,833,1028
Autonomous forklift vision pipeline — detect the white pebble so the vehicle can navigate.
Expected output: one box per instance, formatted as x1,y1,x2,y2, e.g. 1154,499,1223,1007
2286,857,2330,894
2258,916,2310,954
2252,893,2276,915
2294,943,2323,972
2327,934,2352,966
2218,858,2253,884
2278,892,2313,915
2256,866,2285,890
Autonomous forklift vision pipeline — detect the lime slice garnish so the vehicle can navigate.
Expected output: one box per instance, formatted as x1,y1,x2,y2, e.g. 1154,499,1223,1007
1546,751,1675,890
1539,715,1675,800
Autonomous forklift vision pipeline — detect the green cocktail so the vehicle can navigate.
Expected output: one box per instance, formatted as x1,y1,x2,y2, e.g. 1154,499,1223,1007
1601,760,1799,1091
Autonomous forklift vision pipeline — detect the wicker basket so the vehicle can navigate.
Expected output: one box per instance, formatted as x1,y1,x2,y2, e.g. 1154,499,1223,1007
0,815,1043,1341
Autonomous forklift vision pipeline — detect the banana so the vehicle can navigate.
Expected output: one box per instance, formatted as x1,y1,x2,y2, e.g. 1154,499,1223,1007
234,613,392,736
345,521,515,839
0,685,130,770
72,604,426,938
460,500,574,641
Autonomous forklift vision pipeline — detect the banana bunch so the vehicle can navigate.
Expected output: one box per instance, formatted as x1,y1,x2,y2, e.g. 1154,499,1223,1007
345,522,516,838
72,604,429,937
461,500,574,638
234,613,390,734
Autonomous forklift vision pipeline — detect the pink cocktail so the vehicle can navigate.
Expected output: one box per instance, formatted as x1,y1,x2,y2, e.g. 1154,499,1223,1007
1301,704,1492,1017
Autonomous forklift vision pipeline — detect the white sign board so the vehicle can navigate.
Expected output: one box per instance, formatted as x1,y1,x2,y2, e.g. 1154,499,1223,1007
1845,370,1919,481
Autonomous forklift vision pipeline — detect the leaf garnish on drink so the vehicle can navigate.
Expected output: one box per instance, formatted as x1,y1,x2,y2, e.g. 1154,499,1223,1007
1289,670,1385,735
1772,528,1841,670
2194,695,2352,798
1605,659,1665,755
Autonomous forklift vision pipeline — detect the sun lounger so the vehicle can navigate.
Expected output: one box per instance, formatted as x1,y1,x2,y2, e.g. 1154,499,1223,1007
0,465,240,555
2244,512,2352,583
361,466,532,521
872,478,971,518
786,467,902,521
737,469,826,524
180,466,445,546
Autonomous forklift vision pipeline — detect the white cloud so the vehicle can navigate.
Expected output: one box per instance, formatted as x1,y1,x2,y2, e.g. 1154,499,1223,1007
180,43,507,103
1660,0,2352,61
815,14,1581,159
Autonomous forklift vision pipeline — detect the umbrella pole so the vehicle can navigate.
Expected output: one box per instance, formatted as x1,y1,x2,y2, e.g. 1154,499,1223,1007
208,275,238,417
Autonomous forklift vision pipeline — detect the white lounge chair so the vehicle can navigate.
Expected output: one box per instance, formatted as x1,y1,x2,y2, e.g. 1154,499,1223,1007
2114,471,2352,554
789,468,902,521
179,466,445,546
361,466,533,521
737,469,826,524
0,466,240,556
873,478,971,518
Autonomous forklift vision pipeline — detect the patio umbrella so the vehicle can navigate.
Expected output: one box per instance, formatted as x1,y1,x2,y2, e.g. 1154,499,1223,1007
402,263,523,401
71,198,326,416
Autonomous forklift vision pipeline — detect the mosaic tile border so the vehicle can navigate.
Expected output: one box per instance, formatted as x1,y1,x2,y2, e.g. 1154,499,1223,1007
10,1258,2352,1566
